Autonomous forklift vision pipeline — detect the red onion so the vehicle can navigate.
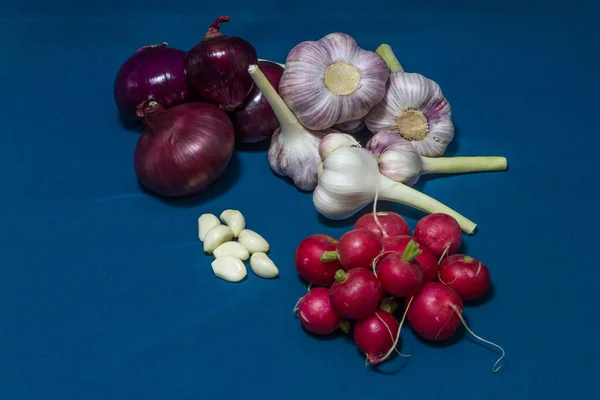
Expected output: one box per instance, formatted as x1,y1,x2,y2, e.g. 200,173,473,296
184,16,258,112
230,60,284,143
114,43,195,120
134,101,234,197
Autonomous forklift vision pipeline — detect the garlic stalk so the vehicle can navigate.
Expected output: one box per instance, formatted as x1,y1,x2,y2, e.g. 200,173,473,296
367,131,507,185
365,44,454,157
248,64,339,191
313,146,477,234
279,33,389,130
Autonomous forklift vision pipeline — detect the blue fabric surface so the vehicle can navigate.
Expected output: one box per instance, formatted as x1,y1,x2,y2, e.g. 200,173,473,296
1,1,599,398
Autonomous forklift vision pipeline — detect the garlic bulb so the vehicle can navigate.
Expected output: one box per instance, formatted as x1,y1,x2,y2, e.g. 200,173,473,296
319,133,361,160
248,64,339,191
313,146,477,234
365,44,454,157
279,33,389,130
367,131,508,185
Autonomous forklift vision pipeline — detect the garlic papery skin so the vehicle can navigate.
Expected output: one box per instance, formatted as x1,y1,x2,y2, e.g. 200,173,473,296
319,133,361,160
248,64,338,191
367,131,508,185
333,118,366,134
365,46,453,157
313,146,477,234
279,33,389,130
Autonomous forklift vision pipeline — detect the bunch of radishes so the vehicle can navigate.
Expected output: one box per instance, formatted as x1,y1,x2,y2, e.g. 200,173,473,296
293,212,504,371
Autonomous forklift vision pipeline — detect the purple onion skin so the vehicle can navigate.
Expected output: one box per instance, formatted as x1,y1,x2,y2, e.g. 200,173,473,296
114,43,195,120
134,101,234,197
230,61,284,143
184,16,258,112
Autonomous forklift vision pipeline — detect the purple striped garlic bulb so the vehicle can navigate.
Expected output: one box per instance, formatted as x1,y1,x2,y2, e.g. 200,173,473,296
247,64,339,191
279,33,389,131
365,44,454,157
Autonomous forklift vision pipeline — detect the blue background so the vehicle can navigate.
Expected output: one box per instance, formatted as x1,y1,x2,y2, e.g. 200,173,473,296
1,1,599,398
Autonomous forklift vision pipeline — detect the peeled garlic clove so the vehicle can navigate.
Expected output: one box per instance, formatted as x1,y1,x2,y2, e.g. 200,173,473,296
250,252,279,279
213,241,250,261
203,225,234,254
238,229,270,254
211,256,247,282
219,209,246,237
198,213,221,242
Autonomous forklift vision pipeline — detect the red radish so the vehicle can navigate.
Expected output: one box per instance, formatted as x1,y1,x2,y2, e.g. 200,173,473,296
296,288,344,335
381,235,438,282
414,213,462,259
354,309,399,365
321,229,383,271
329,269,385,319
294,234,342,287
406,283,507,372
406,282,463,341
354,212,410,238
439,255,491,301
376,240,424,297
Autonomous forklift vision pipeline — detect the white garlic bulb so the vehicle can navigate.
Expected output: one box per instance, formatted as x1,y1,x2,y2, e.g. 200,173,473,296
248,64,338,191
367,131,508,186
365,45,454,157
313,146,477,234
279,33,389,130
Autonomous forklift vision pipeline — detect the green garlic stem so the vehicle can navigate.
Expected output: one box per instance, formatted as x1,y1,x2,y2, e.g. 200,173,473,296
381,180,477,234
376,44,404,73
420,156,507,175
248,64,299,131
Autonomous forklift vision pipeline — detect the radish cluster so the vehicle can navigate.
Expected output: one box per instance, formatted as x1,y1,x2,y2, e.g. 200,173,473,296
293,211,505,371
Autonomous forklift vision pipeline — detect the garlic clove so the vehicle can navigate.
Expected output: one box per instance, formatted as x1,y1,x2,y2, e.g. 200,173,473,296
238,229,270,254
203,225,234,254
219,209,246,237
198,213,221,242
319,133,361,161
367,132,422,186
213,241,250,261
250,252,279,279
211,256,247,283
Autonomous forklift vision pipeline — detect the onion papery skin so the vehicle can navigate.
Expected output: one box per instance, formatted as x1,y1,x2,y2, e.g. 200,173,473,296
134,101,234,197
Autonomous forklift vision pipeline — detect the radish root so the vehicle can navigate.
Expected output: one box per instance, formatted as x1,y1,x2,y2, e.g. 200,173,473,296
374,296,414,364
292,284,313,313
374,312,412,360
450,304,506,373
438,245,450,265
372,188,388,237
